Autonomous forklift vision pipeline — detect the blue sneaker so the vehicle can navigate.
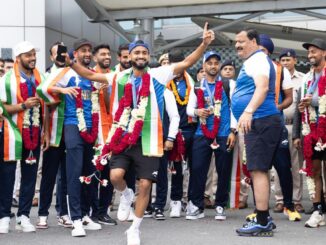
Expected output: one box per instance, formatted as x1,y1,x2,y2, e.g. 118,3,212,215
245,214,276,230
236,219,274,237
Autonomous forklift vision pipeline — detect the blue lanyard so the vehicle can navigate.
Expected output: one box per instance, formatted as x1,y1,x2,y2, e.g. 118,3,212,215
20,72,36,96
131,75,142,108
203,79,218,106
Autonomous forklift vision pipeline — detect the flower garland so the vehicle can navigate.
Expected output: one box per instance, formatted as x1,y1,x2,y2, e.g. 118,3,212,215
75,86,100,144
170,80,189,106
20,82,40,164
196,81,223,148
300,68,326,200
168,131,187,175
93,73,151,171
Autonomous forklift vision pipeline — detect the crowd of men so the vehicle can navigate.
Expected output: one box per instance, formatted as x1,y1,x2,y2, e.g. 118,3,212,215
0,23,325,245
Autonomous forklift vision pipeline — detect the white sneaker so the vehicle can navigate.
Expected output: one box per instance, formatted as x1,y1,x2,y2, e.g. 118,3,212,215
126,227,140,245
127,208,135,222
72,219,86,237
16,215,36,232
36,216,48,229
118,188,135,221
305,211,326,228
170,201,182,218
0,217,10,234
82,215,102,230
215,206,226,221
58,215,73,228
185,201,204,220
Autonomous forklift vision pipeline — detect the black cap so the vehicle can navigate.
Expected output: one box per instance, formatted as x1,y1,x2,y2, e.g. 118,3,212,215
302,38,326,51
279,49,297,59
220,59,235,70
73,38,93,51
168,49,185,63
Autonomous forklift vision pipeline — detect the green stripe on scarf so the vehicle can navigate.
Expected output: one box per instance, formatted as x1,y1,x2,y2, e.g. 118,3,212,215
141,93,152,154
54,95,65,146
4,70,13,104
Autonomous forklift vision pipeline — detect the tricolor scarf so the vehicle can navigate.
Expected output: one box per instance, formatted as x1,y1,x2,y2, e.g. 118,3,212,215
166,71,197,123
109,69,163,156
1,62,43,161
94,66,112,145
36,66,69,147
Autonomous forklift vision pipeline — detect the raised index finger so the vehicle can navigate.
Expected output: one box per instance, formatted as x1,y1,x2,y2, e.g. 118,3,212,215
204,22,208,32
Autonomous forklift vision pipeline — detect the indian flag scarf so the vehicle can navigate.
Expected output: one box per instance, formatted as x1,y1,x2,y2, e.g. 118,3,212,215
94,66,112,145
227,138,241,209
36,66,69,147
109,69,164,157
1,62,43,161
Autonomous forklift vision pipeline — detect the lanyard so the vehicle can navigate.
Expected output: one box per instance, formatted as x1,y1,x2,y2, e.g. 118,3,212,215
131,75,142,108
203,79,217,106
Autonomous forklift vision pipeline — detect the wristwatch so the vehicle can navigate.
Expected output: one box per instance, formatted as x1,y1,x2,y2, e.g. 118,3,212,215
21,103,27,110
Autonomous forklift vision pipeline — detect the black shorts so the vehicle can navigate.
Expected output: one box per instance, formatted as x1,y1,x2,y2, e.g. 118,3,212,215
312,150,326,161
109,140,160,181
245,114,282,172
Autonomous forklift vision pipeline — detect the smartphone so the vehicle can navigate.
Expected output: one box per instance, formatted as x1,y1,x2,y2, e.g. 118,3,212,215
56,44,67,63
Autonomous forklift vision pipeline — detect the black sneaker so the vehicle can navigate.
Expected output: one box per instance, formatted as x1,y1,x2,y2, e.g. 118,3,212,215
144,207,153,218
153,208,165,220
97,214,117,226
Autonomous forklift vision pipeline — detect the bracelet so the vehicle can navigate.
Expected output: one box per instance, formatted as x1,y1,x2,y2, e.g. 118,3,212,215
167,137,175,142
230,128,238,135
21,103,27,110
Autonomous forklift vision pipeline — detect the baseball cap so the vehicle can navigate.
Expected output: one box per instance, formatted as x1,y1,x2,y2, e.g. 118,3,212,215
220,59,236,70
14,41,39,57
279,49,297,59
73,38,93,51
302,38,326,51
128,40,150,53
158,53,169,64
259,34,274,55
203,50,221,63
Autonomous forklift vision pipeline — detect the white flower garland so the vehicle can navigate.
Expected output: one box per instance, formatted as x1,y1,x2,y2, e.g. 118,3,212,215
77,91,100,132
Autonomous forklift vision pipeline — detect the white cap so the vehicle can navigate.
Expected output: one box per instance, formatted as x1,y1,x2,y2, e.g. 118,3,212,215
13,41,39,57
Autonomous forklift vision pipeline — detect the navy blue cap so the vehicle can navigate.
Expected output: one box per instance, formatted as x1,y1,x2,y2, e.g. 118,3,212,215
128,40,150,53
279,49,296,59
259,34,274,55
203,50,221,63
221,59,236,70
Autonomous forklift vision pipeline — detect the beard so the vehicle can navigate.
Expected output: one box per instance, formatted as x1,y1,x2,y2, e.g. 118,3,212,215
21,59,35,71
120,61,131,69
99,61,110,69
206,69,218,77
131,60,149,70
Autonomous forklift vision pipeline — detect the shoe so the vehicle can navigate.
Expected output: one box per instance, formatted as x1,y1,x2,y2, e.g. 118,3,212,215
305,211,326,228
118,188,134,221
215,206,226,221
12,198,19,208
72,220,86,237
82,216,102,230
98,214,117,226
294,203,305,213
32,198,39,207
58,215,73,228
186,201,204,220
238,201,248,209
126,227,140,245
144,207,153,218
0,217,10,234
273,203,284,213
246,212,257,222
10,213,15,219
284,208,301,221
153,208,165,220
204,196,214,209
127,208,135,222
16,215,36,232
170,201,182,218
36,216,48,229
236,218,274,237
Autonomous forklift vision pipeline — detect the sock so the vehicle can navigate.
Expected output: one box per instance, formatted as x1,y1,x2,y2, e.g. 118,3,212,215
313,202,322,214
256,209,269,226
121,187,131,200
130,216,143,230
